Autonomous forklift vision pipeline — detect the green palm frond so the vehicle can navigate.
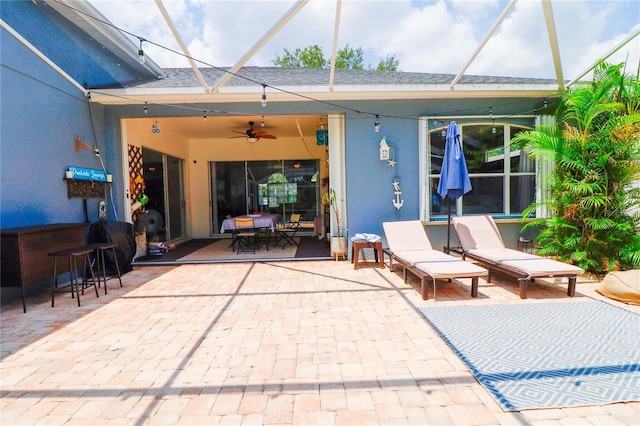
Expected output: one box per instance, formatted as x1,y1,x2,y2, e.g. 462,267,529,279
517,60,640,273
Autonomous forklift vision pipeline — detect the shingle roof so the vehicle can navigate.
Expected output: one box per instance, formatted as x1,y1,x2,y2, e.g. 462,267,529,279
129,66,558,89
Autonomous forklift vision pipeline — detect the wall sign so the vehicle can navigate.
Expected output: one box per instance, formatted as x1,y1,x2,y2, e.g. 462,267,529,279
67,166,107,182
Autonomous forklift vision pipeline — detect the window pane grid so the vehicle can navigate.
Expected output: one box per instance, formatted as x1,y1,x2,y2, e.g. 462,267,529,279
427,122,535,219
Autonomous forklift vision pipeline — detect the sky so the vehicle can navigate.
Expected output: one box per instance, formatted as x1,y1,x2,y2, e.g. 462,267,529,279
89,0,640,81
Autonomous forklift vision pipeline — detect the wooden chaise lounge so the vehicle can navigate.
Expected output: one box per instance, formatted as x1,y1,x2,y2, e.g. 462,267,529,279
382,220,488,300
452,215,584,299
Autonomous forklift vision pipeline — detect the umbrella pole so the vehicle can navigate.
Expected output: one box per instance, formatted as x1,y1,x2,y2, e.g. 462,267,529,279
446,197,451,254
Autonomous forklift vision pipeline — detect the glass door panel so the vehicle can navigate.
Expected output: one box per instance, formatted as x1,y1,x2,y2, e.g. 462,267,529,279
166,155,185,240
211,160,320,234
142,148,166,241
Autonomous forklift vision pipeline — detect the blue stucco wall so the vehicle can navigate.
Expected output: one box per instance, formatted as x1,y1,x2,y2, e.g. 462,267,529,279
344,113,421,241
1,27,108,229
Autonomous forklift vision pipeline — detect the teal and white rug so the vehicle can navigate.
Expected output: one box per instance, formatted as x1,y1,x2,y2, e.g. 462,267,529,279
419,301,640,411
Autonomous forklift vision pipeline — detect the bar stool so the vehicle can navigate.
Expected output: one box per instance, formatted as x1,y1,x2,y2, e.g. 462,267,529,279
85,242,123,294
48,246,99,307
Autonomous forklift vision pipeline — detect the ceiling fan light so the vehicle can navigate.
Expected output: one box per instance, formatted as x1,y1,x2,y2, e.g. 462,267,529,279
247,137,259,143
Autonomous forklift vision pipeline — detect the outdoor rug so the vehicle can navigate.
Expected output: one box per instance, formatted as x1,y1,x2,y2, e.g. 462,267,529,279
178,238,300,262
419,300,640,411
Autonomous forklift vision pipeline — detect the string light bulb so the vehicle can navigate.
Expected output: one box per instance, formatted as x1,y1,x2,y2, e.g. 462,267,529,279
137,37,145,64
441,121,446,138
144,102,148,114
261,84,267,107
261,116,265,127
492,118,497,134
374,115,380,132
203,110,207,122
320,118,325,130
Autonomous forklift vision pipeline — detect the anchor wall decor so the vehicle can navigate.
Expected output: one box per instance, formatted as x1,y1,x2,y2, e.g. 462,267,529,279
380,136,403,211
392,177,404,210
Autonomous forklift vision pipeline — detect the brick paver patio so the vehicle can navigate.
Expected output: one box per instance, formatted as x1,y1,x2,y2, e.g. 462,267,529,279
1,260,638,425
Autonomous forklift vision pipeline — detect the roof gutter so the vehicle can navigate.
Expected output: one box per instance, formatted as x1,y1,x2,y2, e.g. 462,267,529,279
46,0,165,78
1,18,88,95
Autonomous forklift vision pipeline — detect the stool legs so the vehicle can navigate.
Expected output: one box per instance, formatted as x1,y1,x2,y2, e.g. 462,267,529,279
87,243,123,295
109,246,123,288
50,248,99,307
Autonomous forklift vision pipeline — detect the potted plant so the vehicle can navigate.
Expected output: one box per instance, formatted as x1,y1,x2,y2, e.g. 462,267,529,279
322,188,347,258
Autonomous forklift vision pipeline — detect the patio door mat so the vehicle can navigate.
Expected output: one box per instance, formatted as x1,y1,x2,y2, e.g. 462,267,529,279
418,300,640,411
133,236,330,264
178,238,300,261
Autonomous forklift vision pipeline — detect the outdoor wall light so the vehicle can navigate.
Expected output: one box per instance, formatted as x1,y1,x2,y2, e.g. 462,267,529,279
379,136,390,161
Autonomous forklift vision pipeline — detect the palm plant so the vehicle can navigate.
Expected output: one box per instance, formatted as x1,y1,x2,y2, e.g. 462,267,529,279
322,188,343,237
512,61,640,273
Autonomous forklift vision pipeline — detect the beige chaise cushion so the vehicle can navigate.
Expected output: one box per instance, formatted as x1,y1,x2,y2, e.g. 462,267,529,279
383,220,433,251
451,215,505,250
453,215,584,278
382,220,487,279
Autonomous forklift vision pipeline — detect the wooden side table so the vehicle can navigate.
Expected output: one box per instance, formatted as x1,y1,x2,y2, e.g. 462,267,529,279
351,241,385,269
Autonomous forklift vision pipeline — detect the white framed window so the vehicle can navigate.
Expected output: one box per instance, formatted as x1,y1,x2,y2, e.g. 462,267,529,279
422,117,537,221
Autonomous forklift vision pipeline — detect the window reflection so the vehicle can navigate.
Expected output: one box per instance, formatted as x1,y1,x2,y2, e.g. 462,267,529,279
463,177,503,215
428,122,536,218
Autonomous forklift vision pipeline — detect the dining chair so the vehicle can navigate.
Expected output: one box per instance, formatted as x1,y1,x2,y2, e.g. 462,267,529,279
232,217,258,254
275,213,301,249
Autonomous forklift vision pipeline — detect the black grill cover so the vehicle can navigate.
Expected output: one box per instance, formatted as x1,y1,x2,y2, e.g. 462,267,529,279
88,220,136,275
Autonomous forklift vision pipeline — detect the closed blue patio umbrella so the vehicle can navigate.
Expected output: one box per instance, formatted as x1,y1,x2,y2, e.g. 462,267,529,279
437,121,472,253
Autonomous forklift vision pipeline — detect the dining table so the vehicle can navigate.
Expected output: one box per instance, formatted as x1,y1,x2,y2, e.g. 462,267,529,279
220,213,282,234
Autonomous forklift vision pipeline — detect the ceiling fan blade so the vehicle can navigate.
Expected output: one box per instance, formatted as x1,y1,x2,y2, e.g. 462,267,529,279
260,134,278,139
232,130,248,135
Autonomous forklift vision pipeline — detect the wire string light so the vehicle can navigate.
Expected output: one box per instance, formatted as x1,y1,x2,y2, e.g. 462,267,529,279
374,115,380,132
261,84,267,107
203,110,207,122
137,37,145,64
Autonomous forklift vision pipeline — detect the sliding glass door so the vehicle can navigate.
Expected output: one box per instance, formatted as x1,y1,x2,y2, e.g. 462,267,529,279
141,148,186,242
210,160,320,235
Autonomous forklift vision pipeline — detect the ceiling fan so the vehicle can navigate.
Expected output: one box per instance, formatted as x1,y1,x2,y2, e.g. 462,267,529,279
231,121,277,141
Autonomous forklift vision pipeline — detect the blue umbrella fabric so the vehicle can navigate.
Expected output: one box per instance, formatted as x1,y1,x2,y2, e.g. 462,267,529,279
437,121,472,200
437,121,472,253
